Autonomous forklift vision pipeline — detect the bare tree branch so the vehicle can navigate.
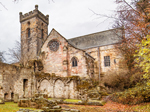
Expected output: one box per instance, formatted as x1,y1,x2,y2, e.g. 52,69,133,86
0,51,5,62
0,2,8,10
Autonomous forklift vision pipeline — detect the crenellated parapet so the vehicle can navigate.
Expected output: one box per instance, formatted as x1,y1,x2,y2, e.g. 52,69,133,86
19,5,49,24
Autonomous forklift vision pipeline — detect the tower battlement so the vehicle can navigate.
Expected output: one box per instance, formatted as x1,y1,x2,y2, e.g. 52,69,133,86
19,5,49,24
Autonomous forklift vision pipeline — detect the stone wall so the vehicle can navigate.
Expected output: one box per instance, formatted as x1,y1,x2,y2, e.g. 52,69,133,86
20,5,48,65
0,63,34,101
36,73,79,99
85,44,127,79
41,29,94,78
0,62,79,100
41,29,69,77
67,45,88,78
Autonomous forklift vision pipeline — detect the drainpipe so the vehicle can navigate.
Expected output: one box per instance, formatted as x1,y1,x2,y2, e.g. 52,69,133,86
98,47,101,82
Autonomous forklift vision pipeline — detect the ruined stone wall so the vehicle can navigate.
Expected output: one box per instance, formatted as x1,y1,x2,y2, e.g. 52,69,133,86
36,74,79,99
0,63,34,100
85,54,95,79
0,62,79,100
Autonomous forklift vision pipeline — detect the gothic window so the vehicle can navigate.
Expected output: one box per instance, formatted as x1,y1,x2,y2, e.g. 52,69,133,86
72,57,78,67
104,56,110,67
48,40,59,52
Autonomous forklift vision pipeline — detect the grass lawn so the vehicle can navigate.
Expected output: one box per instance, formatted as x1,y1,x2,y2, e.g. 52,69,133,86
64,99,81,103
0,102,41,112
1,101,150,112
48,98,81,103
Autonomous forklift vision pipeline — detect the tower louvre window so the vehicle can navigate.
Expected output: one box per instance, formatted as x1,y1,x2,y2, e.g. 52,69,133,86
28,28,30,38
26,28,31,52
104,56,110,67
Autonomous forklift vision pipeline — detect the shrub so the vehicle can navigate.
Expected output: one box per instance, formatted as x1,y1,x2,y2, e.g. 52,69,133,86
102,71,143,93
111,84,150,105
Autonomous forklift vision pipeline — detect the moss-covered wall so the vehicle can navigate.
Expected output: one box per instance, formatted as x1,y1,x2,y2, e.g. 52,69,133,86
0,63,34,100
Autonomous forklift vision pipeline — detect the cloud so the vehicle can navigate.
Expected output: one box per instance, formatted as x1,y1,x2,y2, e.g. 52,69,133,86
0,0,117,61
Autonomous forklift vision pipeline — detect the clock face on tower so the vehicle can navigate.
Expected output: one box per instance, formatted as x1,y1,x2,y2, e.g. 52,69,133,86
48,40,59,52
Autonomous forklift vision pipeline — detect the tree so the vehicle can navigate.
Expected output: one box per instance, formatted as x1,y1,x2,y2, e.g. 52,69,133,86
0,51,5,62
135,35,150,86
8,39,38,66
8,41,21,63
91,0,150,73
113,0,150,74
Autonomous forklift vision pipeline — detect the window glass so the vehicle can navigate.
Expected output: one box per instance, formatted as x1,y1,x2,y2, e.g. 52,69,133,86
104,56,110,67
72,57,77,67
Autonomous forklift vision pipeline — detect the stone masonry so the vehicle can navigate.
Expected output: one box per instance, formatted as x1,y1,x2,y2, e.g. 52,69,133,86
0,5,127,100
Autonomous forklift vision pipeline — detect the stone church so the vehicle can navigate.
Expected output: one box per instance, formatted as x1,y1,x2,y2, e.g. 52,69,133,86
0,5,125,101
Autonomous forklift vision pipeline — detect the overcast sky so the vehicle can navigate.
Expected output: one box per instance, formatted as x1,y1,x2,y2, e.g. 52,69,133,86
0,0,117,62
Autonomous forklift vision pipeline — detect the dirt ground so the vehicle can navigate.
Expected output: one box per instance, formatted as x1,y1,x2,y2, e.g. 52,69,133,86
60,100,149,112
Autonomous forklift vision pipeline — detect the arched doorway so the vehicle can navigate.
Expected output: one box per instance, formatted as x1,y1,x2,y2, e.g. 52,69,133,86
39,79,52,97
54,79,64,98
4,93,8,101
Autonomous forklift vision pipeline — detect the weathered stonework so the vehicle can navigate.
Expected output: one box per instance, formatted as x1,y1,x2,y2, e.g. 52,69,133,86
0,5,127,100
20,5,48,64
41,29,94,78
36,72,80,99
0,63,34,101
85,44,127,79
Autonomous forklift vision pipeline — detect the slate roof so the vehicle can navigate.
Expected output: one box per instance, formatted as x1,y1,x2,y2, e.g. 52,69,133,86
68,28,123,50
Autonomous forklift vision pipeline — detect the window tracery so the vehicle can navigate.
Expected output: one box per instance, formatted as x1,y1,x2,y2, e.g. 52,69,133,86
72,57,78,67
48,40,59,52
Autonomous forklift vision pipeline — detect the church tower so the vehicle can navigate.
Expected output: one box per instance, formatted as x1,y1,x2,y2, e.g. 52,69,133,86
19,5,49,63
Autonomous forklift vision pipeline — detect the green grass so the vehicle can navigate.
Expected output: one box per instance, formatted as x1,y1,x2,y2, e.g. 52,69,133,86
64,99,81,103
48,98,81,103
0,102,41,112
1,100,150,112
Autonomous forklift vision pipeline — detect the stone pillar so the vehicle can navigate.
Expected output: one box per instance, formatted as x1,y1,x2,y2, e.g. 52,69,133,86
14,94,19,103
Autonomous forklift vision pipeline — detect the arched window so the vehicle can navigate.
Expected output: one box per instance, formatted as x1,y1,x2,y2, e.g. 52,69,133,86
72,57,78,67
48,39,60,52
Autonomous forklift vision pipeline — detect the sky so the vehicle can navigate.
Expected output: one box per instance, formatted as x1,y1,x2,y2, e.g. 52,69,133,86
0,0,117,62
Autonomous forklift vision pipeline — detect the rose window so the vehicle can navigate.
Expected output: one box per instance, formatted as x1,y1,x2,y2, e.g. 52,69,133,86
48,40,59,51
